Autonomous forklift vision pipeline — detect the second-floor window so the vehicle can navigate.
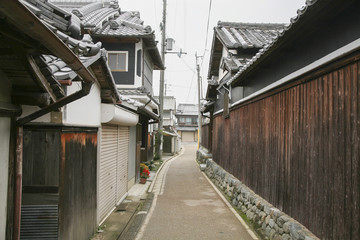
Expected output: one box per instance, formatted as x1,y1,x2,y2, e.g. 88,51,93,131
178,117,198,125
108,51,128,72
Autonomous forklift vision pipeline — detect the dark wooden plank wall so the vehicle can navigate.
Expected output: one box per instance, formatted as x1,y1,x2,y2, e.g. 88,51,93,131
59,131,97,240
212,60,360,239
201,123,210,150
23,129,60,187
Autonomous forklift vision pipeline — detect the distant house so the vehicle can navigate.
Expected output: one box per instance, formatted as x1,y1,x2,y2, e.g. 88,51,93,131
155,96,181,154
176,104,199,142
204,0,360,239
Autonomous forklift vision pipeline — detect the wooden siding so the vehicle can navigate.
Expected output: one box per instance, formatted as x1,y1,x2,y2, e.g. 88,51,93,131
23,129,60,187
201,123,210,150
59,131,97,240
212,61,360,239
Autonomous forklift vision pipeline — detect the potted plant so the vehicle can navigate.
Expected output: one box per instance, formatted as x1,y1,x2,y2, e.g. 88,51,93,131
140,163,150,184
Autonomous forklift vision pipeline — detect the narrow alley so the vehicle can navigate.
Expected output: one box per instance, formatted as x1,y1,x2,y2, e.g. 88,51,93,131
136,144,257,240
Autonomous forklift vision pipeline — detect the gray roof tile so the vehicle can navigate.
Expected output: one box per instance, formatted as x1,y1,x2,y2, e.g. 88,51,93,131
226,0,318,86
216,22,285,49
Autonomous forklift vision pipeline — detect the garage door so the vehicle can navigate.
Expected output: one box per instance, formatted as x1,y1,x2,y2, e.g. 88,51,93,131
99,125,129,223
182,131,195,142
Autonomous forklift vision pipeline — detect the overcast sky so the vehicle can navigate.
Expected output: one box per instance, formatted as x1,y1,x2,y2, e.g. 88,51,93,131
120,0,305,105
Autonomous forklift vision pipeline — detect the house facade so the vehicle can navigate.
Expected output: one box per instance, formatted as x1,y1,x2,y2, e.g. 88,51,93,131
63,1,164,165
53,0,164,225
176,104,199,142
155,96,181,154
0,0,162,239
0,1,109,239
204,0,360,239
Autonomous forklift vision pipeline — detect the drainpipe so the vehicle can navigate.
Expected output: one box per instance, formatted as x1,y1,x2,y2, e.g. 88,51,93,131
13,126,23,240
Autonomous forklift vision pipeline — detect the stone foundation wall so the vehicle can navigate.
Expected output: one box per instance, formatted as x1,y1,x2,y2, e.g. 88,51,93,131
204,159,319,240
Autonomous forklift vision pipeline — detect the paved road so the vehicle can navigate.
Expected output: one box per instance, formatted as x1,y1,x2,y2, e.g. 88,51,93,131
137,144,255,240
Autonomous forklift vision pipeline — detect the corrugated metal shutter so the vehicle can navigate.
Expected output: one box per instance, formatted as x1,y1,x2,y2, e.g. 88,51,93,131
99,125,118,222
182,131,195,142
99,125,129,223
20,205,58,239
117,127,128,202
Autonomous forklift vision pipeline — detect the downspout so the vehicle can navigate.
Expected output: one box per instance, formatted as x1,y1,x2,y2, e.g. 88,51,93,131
13,127,23,240
0,2,97,239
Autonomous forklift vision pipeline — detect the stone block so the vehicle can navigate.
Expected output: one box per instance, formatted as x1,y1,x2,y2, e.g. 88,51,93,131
259,212,266,222
270,208,283,220
265,226,272,236
277,215,290,227
265,215,271,225
252,205,258,212
283,222,290,233
241,206,247,213
246,210,254,220
289,222,304,240
264,205,271,215
262,222,267,231
199,164,206,171
282,234,291,240
273,234,282,240
270,229,276,239
269,219,275,228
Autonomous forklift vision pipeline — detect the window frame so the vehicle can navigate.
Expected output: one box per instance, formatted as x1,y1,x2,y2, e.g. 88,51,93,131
107,51,129,72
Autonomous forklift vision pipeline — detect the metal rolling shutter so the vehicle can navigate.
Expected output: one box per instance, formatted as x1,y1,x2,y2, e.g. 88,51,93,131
99,125,129,223
20,205,58,239
116,127,128,203
182,131,195,142
99,125,118,222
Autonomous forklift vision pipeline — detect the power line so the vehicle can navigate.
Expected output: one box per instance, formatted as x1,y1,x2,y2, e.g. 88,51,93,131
201,0,212,67
180,57,196,73
184,71,196,104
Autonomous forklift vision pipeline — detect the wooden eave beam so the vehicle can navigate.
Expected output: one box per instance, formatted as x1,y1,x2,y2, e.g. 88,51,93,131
27,55,58,102
0,101,22,117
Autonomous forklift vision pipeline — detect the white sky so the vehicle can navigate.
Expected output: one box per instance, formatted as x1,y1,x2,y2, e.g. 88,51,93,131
119,0,305,104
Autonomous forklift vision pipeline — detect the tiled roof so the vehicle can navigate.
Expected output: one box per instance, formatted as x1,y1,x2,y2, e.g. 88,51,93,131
223,56,249,73
216,22,285,50
176,104,198,116
207,21,285,81
24,0,82,38
227,0,318,86
51,1,164,70
69,2,153,38
119,88,147,96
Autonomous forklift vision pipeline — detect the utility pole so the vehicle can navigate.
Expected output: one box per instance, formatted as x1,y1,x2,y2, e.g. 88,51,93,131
156,0,166,160
196,53,202,149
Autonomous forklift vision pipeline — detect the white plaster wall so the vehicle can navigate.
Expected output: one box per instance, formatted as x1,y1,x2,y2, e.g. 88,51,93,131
64,82,101,127
0,70,11,239
134,40,143,88
218,47,229,81
0,118,10,238
19,105,51,123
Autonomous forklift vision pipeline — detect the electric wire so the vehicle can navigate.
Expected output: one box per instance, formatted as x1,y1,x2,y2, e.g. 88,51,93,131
201,0,212,67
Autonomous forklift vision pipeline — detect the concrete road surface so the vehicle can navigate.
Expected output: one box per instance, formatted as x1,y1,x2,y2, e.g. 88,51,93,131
137,144,256,240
